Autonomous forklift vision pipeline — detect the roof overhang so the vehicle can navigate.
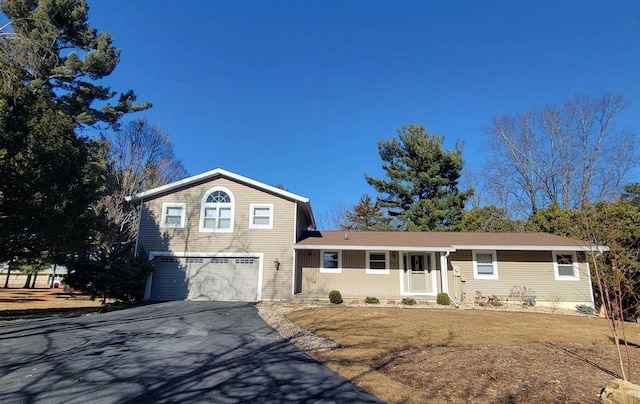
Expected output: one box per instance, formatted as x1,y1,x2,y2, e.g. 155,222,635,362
294,245,455,252
451,244,609,252
294,244,608,252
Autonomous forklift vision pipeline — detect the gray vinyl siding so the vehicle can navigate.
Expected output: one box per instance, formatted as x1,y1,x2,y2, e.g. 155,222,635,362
137,177,298,300
447,250,592,305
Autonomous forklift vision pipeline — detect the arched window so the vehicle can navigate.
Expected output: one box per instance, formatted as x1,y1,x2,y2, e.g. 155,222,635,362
200,187,234,232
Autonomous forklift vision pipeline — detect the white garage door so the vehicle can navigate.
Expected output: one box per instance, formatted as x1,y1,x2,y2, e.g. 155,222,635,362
149,256,259,301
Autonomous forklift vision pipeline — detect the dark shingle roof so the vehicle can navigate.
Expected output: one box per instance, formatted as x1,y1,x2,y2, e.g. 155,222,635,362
295,231,602,252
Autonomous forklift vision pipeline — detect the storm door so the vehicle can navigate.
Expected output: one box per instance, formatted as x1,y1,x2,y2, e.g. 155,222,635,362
408,254,435,294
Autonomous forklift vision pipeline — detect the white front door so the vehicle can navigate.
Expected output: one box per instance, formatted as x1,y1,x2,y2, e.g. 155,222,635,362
406,253,436,295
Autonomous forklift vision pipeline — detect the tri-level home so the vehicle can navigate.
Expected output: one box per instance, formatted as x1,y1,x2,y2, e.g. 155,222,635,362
127,168,601,309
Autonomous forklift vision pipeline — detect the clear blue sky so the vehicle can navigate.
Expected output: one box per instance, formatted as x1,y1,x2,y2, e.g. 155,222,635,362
87,1,639,228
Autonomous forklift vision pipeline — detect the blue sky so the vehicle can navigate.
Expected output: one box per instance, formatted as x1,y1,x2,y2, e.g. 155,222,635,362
87,1,639,228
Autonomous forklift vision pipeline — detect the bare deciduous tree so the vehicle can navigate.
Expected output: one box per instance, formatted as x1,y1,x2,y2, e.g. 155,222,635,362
96,118,188,243
483,93,637,218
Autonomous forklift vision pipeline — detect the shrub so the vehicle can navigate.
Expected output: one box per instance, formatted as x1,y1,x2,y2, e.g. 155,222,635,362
402,298,416,305
509,285,536,307
364,296,379,304
576,304,596,315
328,290,343,304
437,293,451,305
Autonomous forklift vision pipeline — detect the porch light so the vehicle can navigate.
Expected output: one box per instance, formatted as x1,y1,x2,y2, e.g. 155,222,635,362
274,258,280,270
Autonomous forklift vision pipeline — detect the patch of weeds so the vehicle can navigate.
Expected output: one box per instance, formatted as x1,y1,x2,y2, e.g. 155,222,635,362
364,296,380,304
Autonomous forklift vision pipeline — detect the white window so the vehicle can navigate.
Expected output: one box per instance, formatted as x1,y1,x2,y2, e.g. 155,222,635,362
366,251,390,274
161,203,186,228
553,252,580,281
200,187,234,232
320,250,342,273
249,204,274,229
473,250,499,280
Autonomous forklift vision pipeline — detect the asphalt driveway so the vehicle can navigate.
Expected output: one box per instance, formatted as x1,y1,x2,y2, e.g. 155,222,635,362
0,301,382,403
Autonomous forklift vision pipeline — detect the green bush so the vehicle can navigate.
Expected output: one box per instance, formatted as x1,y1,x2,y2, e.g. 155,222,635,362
364,296,379,304
576,304,596,315
328,290,343,304
437,293,451,305
402,298,416,305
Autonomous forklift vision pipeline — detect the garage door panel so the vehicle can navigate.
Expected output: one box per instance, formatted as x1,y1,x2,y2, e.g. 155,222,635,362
151,256,259,301
149,259,189,300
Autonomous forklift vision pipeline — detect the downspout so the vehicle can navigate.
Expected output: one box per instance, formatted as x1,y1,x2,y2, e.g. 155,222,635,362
443,251,459,308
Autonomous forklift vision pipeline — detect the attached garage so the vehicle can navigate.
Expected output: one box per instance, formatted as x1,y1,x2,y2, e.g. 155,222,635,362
149,255,261,301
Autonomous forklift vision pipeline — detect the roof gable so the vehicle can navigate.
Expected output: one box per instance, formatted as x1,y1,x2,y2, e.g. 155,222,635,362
125,168,316,228
125,168,309,204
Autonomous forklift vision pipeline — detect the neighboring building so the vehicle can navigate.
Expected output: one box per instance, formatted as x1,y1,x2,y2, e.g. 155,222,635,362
1,264,67,288
128,168,602,308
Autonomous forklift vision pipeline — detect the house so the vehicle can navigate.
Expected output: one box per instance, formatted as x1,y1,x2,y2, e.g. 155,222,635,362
128,168,601,309
1,263,67,288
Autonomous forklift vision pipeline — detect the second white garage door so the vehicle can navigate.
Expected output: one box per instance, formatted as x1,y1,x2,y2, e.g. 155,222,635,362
150,256,260,301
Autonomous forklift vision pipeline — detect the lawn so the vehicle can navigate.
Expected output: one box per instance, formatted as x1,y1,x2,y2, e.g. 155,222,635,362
287,306,640,403
0,288,104,317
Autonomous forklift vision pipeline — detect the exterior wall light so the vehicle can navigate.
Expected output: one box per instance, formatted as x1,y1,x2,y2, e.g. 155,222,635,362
274,258,280,270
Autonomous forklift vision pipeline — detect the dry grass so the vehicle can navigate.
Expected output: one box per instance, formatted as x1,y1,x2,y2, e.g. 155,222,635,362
0,288,104,312
287,307,640,403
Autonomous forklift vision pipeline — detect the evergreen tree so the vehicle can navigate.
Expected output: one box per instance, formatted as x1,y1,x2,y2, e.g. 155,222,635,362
0,0,149,267
365,123,473,231
342,194,386,231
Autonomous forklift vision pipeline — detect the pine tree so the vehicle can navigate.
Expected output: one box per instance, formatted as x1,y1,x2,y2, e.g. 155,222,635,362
365,124,473,231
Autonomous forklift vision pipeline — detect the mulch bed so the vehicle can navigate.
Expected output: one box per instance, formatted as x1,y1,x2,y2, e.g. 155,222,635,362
372,343,640,403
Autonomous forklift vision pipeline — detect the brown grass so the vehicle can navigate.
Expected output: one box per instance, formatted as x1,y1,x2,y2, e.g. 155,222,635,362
0,288,104,312
287,307,640,403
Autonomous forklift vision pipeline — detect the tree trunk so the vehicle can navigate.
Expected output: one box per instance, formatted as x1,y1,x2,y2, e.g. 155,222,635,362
50,264,57,288
3,268,10,288
23,274,32,289
31,272,38,288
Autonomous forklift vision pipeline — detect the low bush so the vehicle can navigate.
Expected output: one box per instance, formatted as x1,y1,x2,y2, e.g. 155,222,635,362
402,298,416,305
328,290,343,304
364,296,380,304
576,304,596,315
437,293,451,305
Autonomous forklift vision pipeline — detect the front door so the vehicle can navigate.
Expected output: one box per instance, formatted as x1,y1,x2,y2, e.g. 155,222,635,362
408,254,435,294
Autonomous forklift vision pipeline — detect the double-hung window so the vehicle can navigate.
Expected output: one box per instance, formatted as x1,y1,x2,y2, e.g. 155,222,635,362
200,187,234,232
473,251,499,279
161,203,186,228
249,204,274,229
554,252,579,280
366,251,390,274
320,250,341,273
